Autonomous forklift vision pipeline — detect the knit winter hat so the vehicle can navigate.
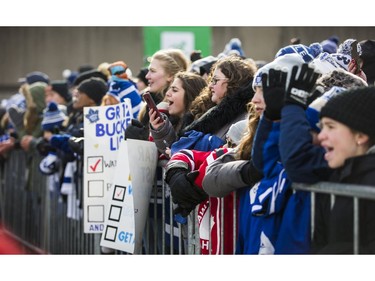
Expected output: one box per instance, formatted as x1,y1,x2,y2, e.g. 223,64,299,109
325,39,363,71
320,86,375,138
77,77,108,105
252,53,305,90
223,38,245,57
359,39,375,63
108,61,129,81
359,39,375,85
226,119,248,146
190,56,218,76
41,101,67,131
73,69,108,86
310,52,341,75
337,38,362,57
275,43,323,62
107,79,140,103
51,80,72,102
321,36,339,54
18,71,50,85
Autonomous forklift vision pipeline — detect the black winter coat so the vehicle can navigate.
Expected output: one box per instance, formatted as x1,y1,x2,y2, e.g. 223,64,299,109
313,151,375,254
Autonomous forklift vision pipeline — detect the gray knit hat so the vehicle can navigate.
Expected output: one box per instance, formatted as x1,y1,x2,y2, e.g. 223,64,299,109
320,86,375,137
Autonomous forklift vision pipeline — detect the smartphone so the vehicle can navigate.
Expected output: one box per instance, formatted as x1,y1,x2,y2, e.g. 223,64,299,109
350,40,362,74
143,91,163,122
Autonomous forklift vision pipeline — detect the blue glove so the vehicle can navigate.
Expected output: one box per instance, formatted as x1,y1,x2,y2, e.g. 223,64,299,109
50,134,73,153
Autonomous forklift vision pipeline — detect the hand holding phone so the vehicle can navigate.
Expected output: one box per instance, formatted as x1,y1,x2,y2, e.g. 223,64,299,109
143,91,163,123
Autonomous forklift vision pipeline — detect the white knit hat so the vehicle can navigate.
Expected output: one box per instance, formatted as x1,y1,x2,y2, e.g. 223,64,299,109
226,119,248,146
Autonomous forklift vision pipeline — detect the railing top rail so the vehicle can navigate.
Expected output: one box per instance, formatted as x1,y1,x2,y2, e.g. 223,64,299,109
293,182,375,200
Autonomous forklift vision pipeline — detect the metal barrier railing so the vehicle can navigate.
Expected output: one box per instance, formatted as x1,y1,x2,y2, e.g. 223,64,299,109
292,182,375,254
0,149,101,254
0,149,200,255
2,148,372,254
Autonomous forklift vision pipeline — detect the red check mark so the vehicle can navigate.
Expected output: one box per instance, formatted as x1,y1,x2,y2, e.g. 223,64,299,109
90,158,101,172
116,188,123,197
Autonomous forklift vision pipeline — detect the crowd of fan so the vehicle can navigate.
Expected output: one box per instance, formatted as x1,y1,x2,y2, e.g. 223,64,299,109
1,35,375,254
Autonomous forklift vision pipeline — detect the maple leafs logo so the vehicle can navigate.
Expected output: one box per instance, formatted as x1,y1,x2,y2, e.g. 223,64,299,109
85,108,99,123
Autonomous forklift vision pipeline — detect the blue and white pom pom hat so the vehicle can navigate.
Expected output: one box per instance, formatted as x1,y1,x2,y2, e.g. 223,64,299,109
275,42,323,62
41,101,67,131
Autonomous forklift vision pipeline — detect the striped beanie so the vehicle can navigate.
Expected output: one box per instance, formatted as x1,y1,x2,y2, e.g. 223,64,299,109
275,43,323,62
107,79,142,118
41,101,66,131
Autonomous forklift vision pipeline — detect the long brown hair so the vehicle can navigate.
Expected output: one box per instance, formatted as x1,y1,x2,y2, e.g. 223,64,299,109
174,71,207,113
235,102,260,160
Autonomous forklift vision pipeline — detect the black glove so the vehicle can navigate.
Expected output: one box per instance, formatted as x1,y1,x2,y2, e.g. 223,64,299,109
240,159,264,187
125,119,149,140
69,136,84,155
36,138,55,156
165,168,208,212
261,68,287,121
284,63,322,109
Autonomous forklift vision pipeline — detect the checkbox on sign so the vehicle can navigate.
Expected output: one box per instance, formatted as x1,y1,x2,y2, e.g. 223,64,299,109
113,185,126,201
87,156,103,173
88,180,104,197
104,226,117,242
88,205,104,222
109,205,122,222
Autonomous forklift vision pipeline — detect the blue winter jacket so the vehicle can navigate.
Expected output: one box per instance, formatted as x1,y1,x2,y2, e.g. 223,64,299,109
275,104,333,254
237,116,292,254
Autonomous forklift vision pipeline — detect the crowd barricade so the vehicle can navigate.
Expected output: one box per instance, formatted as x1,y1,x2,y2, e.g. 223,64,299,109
292,182,375,254
0,149,101,254
0,149,233,255
1,148,373,254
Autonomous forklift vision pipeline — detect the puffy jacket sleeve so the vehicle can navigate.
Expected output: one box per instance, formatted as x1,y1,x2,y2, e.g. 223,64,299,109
279,104,331,183
149,113,177,155
202,150,249,197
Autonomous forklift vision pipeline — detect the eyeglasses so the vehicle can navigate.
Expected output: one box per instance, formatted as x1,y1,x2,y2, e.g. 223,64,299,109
211,77,228,85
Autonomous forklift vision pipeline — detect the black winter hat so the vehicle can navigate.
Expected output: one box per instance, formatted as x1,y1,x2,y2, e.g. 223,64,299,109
359,40,375,85
320,86,375,138
359,40,375,62
73,69,108,86
77,77,108,105
51,80,72,102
